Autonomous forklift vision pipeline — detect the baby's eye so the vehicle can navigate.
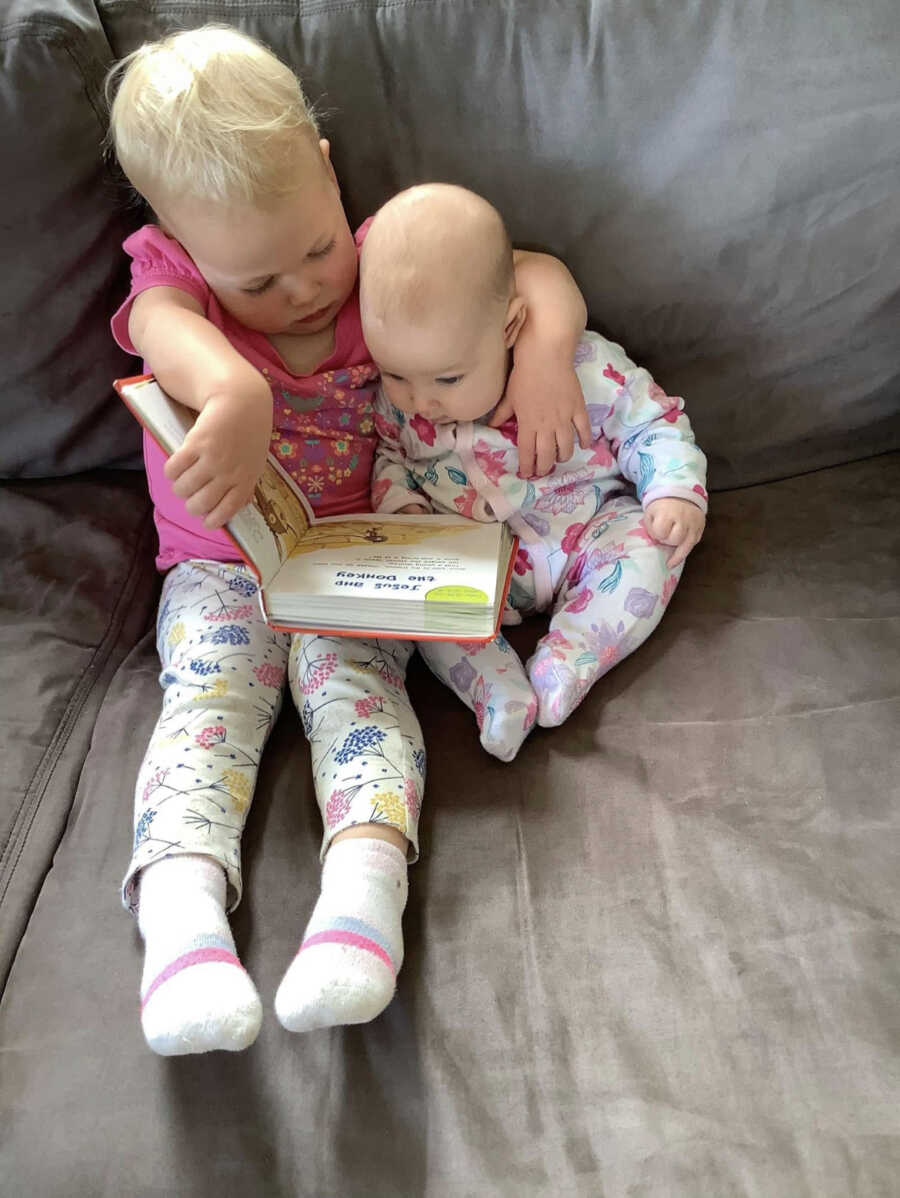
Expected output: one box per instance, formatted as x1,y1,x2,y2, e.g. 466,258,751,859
436,376,462,386
243,277,274,296
309,239,336,259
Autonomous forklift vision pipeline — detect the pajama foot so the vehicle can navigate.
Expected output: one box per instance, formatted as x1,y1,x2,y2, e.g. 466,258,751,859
527,643,593,728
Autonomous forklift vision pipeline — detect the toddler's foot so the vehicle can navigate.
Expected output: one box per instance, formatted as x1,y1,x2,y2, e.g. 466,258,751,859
275,838,407,1033
137,854,262,1056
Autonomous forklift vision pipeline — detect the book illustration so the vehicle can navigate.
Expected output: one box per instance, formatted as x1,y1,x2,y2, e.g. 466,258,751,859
252,461,310,563
286,518,473,558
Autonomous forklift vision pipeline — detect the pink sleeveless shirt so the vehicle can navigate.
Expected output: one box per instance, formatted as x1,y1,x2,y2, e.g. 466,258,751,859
112,224,378,571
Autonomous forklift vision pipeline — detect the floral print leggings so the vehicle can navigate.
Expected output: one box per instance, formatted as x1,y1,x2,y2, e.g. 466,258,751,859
123,560,424,913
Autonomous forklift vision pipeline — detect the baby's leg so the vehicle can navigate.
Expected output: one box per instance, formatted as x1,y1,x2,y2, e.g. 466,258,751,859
418,634,537,762
528,498,682,726
126,561,289,1054
276,636,422,1032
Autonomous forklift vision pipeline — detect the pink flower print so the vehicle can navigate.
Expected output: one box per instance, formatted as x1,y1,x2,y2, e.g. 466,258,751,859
300,651,338,694
534,468,595,515
513,547,532,576
587,541,627,570
541,629,573,661
562,522,586,555
496,419,518,444
648,381,682,413
692,484,708,502
472,675,492,730
354,695,384,717
204,604,255,622
371,477,392,510
567,551,588,587
195,725,226,749
409,414,437,445
524,695,538,731
253,663,285,689
141,767,170,804
564,587,594,614
454,487,479,518
587,439,615,467
661,573,679,607
627,523,658,546
404,778,422,821
374,410,402,442
325,789,352,828
472,441,509,485
455,640,488,656
662,408,680,424
603,364,626,387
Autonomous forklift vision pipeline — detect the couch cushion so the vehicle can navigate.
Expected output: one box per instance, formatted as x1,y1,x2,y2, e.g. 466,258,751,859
2,452,897,1194
99,0,900,487
0,0,141,476
0,471,156,989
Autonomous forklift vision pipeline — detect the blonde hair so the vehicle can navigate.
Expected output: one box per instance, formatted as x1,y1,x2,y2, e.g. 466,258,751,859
361,184,515,324
106,24,321,208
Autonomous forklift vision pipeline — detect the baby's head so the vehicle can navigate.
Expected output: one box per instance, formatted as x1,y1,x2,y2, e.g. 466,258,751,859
107,25,358,337
360,185,526,424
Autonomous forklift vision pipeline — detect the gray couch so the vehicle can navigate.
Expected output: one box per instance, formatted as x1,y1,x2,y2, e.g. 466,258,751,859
2,2,899,1194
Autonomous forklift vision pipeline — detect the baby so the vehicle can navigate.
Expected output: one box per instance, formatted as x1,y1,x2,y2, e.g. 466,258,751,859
360,185,708,760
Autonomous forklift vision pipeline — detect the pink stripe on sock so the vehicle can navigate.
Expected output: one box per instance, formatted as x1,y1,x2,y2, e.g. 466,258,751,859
141,947,243,1012
299,930,395,976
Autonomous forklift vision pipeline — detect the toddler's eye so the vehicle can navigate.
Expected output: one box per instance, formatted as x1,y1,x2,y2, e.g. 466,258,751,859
243,277,274,296
309,239,336,259
437,376,462,386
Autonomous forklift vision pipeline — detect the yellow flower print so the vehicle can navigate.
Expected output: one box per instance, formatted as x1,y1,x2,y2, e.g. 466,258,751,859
333,438,351,457
220,768,252,812
168,621,185,648
372,791,406,831
193,677,229,701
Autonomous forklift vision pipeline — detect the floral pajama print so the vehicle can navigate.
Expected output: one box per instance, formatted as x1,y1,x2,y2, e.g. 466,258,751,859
371,330,708,754
123,560,424,913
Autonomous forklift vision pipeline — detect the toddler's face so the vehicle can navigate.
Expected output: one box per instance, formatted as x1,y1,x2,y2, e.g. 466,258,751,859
159,140,358,339
363,307,511,425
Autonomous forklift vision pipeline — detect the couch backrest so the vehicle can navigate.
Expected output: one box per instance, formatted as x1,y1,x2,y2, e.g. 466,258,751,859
4,0,900,486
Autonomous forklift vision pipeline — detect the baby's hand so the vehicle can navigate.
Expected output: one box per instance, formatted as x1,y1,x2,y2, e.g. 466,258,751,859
394,502,431,515
490,355,592,479
643,498,706,568
165,379,273,528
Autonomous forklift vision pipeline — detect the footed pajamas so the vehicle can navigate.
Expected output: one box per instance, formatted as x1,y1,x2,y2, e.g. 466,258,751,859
372,331,708,757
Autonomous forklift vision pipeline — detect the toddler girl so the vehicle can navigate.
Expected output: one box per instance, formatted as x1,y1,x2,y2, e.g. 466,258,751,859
107,26,590,1054
360,185,708,761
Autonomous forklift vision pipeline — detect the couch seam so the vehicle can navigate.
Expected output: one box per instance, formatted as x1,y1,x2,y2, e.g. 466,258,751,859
0,503,155,919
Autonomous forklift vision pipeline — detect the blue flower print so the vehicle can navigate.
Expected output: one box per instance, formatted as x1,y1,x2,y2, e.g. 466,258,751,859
334,726,387,764
134,808,156,848
189,659,221,676
209,624,251,646
227,575,258,598
413,748,427,777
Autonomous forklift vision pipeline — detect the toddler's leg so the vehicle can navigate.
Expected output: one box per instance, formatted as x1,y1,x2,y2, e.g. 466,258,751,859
127,561,289,1054
276,636,422,1032
419,634,537,761
528,499,682,726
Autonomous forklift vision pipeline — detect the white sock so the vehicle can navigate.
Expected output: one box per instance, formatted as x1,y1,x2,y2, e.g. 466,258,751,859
275,838,408,1033
137,854,262,1056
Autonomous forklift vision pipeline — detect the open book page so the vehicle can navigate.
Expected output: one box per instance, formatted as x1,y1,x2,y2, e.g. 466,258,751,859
267,515,508,606
227,457,312,589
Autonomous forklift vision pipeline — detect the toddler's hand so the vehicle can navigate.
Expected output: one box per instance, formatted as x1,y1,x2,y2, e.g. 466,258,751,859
395,503,431,515
643,498,706,568
165,380,273,528
490,356,592,479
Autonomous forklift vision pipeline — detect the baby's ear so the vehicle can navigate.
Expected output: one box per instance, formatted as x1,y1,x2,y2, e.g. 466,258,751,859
504,294,527,348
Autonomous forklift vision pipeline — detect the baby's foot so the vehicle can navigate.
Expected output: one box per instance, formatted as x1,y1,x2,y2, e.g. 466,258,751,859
527,642,591,727
138,854,261,1056
275,838,407,1033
